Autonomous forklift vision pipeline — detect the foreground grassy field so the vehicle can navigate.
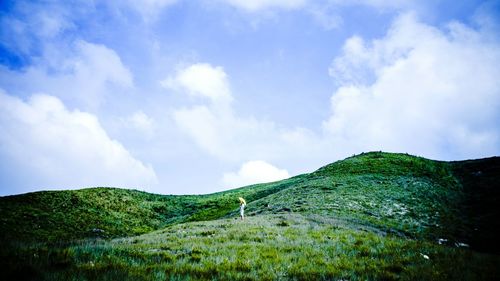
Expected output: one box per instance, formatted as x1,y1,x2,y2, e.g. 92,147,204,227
1,152,499,280
4,214,499,281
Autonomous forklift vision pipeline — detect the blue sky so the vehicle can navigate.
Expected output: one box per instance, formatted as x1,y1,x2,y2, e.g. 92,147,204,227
1,0,499,196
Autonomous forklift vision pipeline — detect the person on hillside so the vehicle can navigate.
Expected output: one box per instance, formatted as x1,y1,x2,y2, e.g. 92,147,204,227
239,197,246,220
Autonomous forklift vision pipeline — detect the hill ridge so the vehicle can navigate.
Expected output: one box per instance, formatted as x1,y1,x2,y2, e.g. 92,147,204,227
2,151,500,281
1,152,499,254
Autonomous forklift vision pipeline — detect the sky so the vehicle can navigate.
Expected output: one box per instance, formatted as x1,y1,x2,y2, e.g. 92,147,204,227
0,0,499,196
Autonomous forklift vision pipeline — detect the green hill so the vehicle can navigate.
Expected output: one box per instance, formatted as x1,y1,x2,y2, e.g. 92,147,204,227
1,152,499,280
0,176,306,242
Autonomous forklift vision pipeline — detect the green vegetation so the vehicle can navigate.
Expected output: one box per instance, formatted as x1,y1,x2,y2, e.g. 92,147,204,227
3,215,499,281
1,152,499,280
0,177,305,242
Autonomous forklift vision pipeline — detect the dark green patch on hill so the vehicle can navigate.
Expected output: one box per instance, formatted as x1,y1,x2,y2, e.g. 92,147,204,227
450,157,500,253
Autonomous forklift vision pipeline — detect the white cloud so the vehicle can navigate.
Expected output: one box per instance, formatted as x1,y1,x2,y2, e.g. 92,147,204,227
222,0,412,12
59,40,134,108
223,0,307,12
222,160,290,188
0,1,75,56
127,111,156,137
161,63,232,103
0,91,158,195
324,13,500,160
218,0,417,27
167,12,500,180
172,105,222,155
172,103,286,161
345,0,415,9
306,0,418,30
126,0,179,20
0,40,133,109
307,3,343,30
72,40,133,88
166,63,323,167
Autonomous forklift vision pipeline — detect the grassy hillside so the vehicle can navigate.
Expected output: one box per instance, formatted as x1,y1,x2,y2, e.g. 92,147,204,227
0,176,306,242
4,214,499,281
1,152,499,280
245,153,481,249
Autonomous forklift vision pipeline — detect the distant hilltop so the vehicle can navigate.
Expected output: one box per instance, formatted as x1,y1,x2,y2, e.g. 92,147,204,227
1,151,499,254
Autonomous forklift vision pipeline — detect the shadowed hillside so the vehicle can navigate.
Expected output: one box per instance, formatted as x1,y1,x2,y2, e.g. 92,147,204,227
1,152,499,280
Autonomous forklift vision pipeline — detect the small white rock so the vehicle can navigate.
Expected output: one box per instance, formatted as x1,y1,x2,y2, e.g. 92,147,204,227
437,238,448,245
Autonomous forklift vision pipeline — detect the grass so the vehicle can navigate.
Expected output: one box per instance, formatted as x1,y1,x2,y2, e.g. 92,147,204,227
1,151,499,280
2,215,499,280
0,176,306,242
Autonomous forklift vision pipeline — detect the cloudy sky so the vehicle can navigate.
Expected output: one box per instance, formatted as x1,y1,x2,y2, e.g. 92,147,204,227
1,0,499,196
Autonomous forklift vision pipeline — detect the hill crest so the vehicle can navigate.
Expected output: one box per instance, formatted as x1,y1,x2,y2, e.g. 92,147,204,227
1,151,499,254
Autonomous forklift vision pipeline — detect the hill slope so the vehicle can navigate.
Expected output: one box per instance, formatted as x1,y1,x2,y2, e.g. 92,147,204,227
1,152,500,280
1,152,499,251
243,152,500,253
0,176,306,242
5,214,500,281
